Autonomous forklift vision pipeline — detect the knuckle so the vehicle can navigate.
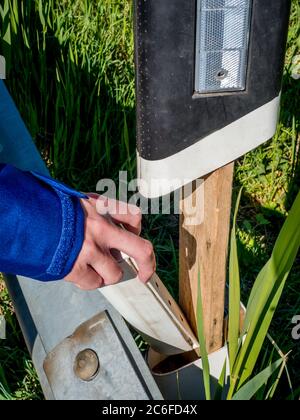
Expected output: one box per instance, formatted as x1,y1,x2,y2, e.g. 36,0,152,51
93,216,109,236
133,210,142,226
100,252,112,267
106,268,123,285
133,205,142,217
127,203,142,220
142,240,154,260
148,265,156,278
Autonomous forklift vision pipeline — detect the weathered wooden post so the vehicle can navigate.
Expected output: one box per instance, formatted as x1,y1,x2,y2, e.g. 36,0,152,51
179,164,234,353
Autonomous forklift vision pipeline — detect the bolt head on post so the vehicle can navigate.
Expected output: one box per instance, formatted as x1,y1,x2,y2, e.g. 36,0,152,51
74,349,100,382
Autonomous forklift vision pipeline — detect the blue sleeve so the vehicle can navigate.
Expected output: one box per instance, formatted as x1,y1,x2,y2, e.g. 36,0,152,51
0,163,87,281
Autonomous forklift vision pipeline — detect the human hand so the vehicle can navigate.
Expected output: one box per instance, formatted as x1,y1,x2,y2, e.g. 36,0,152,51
64,194,156,290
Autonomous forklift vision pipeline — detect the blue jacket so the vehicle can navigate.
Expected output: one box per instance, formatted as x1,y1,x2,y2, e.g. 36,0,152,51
0,163,86,281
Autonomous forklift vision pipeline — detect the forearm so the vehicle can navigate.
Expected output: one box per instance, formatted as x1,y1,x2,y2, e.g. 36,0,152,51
0,163,86,281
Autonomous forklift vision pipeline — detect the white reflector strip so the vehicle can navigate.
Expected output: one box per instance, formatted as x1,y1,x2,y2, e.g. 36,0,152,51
137,95,280,198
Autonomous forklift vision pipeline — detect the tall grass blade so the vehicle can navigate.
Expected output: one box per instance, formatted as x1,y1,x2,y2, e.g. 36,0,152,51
266,352,290,400
231,358,284,401
228,188,242,374
214,360,227,400
197,271,211,400
230,190,300,395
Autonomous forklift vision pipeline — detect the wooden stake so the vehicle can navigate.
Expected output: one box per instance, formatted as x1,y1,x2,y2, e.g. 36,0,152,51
179,163,234,354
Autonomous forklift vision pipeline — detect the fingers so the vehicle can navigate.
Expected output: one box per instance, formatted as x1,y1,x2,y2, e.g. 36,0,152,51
71,194,155,290
104,224,156,283
90,249,123,286
66,265,104,290
88,194,142,236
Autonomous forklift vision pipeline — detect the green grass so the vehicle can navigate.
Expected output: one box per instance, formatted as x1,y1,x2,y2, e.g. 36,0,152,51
0,0,299,400
1,0,136,187
234,2,300,393
0,274,43,400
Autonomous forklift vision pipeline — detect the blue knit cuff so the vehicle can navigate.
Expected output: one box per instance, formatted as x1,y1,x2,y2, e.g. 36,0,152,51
0,164,87,282
29,172,87,281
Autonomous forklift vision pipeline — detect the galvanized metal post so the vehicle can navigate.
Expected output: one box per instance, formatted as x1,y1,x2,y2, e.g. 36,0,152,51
0,80,162,400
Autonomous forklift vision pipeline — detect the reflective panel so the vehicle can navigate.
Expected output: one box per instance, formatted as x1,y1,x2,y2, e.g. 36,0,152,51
195,0,252,93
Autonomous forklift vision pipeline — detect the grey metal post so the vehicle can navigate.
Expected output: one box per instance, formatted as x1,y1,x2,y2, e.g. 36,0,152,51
0,81,162,400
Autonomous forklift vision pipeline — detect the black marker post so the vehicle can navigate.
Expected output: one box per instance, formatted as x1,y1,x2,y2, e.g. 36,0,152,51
134,0,291,356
